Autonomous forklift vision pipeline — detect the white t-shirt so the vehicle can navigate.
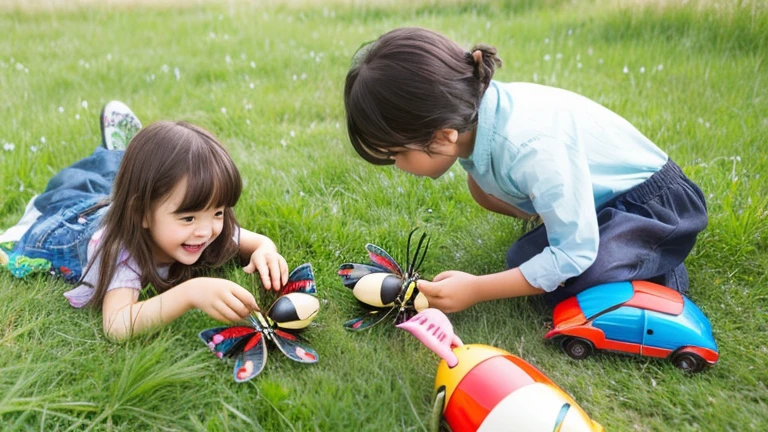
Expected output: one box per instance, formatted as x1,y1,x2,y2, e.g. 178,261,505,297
63,228,169,308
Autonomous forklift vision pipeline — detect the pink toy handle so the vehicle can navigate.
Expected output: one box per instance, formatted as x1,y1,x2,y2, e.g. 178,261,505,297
396,308,463,367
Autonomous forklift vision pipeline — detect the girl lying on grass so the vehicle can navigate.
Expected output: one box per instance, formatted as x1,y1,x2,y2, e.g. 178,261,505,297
2,101,288,340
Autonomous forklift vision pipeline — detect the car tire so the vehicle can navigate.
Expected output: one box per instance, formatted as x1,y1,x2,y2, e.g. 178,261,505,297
671,351,706,373
562,337,594,360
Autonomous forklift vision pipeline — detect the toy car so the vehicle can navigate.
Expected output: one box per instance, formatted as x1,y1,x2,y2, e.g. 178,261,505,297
545,280,718,372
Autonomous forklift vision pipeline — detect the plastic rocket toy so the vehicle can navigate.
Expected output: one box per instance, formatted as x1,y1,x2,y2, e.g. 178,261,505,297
398,309,603,432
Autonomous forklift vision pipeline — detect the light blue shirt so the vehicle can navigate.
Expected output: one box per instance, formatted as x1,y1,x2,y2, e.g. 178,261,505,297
459,81,668,292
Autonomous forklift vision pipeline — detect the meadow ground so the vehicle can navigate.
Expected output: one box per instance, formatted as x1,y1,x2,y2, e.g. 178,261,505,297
0,0,766,430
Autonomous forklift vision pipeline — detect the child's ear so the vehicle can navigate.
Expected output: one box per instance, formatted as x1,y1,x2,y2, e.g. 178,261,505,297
142,215,149,229
437,128,459,144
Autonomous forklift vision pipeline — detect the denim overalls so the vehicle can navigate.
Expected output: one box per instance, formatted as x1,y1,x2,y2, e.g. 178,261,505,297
9,147,123,283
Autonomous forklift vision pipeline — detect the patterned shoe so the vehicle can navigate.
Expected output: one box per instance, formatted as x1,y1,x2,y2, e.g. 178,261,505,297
100,100,142,150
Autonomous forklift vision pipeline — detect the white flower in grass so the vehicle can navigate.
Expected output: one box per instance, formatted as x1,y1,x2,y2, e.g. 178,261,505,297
290,130,295,138
556,53,562,60
249,82,254,89
3,143,14,151
19,183,24,192
300,73,307,80
250,61,256,68
58,106,64,113
587,47,593,56
280,139,287,148
299,191,305,197
225,54,231,63
623,66,629,74
209,32,216,39
161,64,169,73
544,38,550,44
246,119,251,125
657,64,664,71
598,58,604,64
81,100,88,109
544,54,551,61
174,67,181,81
75,114,80,120
107,53,112,61
335,122,340,129
40,136,46,143
31,146,38,153
221,107,227,115
150,74,155,81
223,34,230,41
240,53,246,60
292,74,297,81
640,66,646,73
245,103,252,110
577,62,582,69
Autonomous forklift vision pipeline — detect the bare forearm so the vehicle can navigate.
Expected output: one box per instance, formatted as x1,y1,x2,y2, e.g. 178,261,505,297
473,268,543,302
239,228,278,261
102,278,207,340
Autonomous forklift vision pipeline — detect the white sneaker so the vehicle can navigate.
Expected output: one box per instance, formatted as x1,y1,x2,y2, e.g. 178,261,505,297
100,100,142,150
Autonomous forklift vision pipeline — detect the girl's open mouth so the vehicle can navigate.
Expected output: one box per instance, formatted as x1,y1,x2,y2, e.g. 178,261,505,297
182,243,205,253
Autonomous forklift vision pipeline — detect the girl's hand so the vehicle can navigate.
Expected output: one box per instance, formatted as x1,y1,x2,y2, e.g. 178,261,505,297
243,247,289,291
416,271,481,313
187,279,260,323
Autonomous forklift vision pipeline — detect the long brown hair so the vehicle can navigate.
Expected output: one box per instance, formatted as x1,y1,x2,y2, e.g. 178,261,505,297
86,121,242,307
344,27,502,165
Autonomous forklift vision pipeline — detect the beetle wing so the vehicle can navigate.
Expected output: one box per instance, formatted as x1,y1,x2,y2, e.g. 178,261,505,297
343,308,395,331
270,329,319,364
337,263,390,288
199,326,257,359
281,263,316,295
366,243,403,276
233,332,268,382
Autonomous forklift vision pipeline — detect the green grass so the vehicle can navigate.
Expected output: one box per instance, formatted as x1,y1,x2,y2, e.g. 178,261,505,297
1,0,767,430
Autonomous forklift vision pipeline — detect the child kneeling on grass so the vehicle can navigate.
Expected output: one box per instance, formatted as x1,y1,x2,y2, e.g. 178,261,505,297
343,27,708,311
1,101,288,340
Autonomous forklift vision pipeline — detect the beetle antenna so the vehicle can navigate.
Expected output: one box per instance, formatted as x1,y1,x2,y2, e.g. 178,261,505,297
413,234,430,273
406,228,418,274
408,231,429,274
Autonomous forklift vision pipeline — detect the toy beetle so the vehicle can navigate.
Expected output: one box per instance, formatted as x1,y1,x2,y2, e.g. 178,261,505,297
546,280,718,373
399,309,603,432
200,263,320,382
338,229,430,330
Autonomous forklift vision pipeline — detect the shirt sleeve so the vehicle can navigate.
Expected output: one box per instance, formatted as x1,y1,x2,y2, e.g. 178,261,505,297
507,136,600,292
63,230,143,308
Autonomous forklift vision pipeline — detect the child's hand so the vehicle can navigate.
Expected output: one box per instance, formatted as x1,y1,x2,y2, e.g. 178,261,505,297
417,271,480,313
187,279,260,323
243,247,289,291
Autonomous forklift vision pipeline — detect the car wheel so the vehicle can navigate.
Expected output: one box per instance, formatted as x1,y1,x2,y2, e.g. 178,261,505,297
671,352,706,373
562,337,593,360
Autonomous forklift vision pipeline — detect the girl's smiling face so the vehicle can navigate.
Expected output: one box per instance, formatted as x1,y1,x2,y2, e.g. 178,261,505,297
144,178,225,265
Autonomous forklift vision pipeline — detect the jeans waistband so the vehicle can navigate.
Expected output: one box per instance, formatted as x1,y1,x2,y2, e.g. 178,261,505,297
630,159,686,203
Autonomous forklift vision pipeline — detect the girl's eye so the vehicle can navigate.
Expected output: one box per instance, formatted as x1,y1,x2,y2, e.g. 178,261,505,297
215,210,224,217
181,216,194,222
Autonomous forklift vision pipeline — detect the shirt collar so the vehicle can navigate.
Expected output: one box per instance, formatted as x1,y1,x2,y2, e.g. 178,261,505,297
459,81,497,176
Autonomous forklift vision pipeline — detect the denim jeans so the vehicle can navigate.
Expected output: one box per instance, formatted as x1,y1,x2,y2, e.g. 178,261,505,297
11,147,123,282
506,160,708,307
